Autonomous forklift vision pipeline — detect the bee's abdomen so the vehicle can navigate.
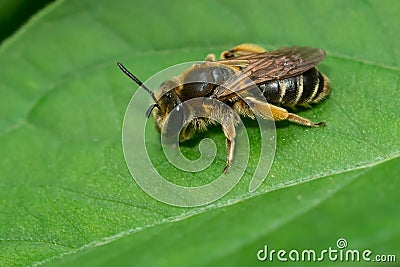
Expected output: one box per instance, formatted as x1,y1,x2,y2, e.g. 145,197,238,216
260,68,330,107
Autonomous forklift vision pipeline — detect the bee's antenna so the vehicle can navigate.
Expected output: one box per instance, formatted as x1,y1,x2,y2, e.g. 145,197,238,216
117,62,159,104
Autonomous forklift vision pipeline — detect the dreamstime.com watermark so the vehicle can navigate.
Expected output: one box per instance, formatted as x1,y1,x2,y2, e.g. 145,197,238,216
122,61,276,207
257,238,397,263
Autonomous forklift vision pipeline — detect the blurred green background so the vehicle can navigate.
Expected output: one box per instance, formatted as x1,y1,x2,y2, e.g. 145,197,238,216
0,0,55,44
0,0,399,266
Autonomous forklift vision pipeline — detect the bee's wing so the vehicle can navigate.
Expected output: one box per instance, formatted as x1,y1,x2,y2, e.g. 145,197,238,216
215,46,326,99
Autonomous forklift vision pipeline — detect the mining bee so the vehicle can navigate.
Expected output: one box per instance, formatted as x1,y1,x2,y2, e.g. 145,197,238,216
117,43,331,172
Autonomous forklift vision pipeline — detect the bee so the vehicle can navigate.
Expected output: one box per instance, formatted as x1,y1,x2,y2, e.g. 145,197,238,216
117,43,331,172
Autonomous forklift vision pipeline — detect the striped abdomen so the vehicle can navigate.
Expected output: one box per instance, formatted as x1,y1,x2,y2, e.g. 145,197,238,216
259,68,331,107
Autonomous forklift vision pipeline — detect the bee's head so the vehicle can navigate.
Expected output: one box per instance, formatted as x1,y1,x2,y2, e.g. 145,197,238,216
117,62,184,138
152,78,183,135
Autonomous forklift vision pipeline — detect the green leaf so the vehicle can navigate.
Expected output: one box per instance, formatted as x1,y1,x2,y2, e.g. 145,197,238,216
0,0,399,266
41,157,400,267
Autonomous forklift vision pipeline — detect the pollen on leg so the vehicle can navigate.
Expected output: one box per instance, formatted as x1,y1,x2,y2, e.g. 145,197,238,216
220,43,267,59
205,53,217,61
230,44,267,55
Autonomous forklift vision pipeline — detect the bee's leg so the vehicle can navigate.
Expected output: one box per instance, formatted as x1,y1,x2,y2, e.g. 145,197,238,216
243,96,325,127
287,113,325,127
268,104,325,127
179,123,196,142
221,43,267,59
221,118,236,173
205,53,217,61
